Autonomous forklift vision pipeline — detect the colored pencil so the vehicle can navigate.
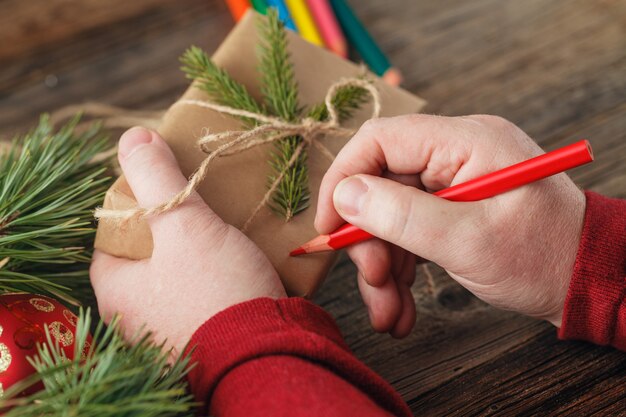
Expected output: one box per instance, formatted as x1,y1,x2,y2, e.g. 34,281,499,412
285,0,324,46
328,0,402,86
306,0,348,57
290,140,594,256
251,0,268,14
225,0,251,22
266,0,298,30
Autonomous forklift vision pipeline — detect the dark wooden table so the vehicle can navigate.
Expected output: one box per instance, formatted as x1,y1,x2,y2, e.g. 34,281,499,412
1,0,624,415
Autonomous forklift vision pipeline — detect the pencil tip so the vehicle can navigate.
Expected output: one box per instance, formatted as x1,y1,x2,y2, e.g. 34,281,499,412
289,247,307,257
331,41,348,59
382,67,403,86
289,234,332,256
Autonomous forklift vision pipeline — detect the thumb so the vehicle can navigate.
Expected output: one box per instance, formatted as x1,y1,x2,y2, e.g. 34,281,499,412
117,127,217,237
333,174,479,264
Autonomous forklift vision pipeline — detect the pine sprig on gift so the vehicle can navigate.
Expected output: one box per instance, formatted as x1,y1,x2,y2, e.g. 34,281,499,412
181,45,264,116
307,83,372,122
258,9,309,220
0,116,112,305
258,10,301,121
1,310,196,417
179,10,371,221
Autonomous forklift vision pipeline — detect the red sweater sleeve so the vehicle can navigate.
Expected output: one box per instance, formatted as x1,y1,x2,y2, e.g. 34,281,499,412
558,191,626,350
185,297,411,417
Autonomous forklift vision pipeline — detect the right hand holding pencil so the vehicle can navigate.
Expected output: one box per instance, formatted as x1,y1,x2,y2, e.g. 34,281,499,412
315,114,586,337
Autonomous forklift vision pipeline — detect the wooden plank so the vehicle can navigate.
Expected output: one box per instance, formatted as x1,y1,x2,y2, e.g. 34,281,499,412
0,0,227,139
316,258,549,399
0,0,214,61
407,330,626,416
0,0,220,97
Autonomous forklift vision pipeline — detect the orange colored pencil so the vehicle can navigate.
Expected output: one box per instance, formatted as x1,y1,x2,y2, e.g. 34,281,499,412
225,0,251,21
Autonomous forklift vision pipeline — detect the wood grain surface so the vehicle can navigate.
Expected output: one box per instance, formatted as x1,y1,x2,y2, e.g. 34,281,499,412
1,0,624,415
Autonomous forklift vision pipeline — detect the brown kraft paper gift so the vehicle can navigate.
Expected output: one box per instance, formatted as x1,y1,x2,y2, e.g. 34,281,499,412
94,11,426,297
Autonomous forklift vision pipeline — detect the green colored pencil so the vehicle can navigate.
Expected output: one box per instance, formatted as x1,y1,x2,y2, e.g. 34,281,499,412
252,0,269,14
328,0,402,85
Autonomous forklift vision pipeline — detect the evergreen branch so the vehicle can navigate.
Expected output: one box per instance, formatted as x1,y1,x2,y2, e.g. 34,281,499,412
307,83,372,122
180,46,264,117
259,10,309,220
258,9,300,121
269,83,372,218
267,141,310,219
1,310,196,417
0,115,112,304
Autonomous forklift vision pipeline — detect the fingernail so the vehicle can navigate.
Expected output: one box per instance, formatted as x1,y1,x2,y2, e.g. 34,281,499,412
334,176,368,216
118,127,153,159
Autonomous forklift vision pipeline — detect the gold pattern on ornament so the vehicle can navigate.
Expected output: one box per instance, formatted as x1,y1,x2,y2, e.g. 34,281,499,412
29,298,55,312
48,322,73,347
63,309,78,326
0,326,12,398
0,326,12,372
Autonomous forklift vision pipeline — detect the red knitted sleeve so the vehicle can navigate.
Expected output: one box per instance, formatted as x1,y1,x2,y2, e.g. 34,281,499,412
558,191,626,350
185,297,411,417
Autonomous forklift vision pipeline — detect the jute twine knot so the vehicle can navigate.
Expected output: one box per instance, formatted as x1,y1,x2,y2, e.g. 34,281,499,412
95,78,381,231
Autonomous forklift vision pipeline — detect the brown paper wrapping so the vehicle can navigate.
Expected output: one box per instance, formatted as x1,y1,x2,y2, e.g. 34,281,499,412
94,11,426,297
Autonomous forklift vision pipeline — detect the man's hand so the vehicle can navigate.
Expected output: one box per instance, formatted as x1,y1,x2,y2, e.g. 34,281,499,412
90,127,286,354
315,115,585,337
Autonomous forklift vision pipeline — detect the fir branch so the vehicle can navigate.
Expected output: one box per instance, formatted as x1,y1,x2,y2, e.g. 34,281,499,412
1,310,196,417
180,45,264,117
258,10,300,121
0,115,112,304
259,10,309,220
267,140,310,219
307,83,372,122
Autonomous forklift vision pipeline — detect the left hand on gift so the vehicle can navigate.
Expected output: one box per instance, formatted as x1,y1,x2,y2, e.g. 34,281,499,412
90,127,286,354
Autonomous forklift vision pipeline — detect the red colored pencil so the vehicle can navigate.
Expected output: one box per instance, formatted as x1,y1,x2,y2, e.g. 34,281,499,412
290,140,593,256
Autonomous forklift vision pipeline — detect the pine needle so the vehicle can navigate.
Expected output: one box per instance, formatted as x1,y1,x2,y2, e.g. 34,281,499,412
180,45,264,117
308,83,372,122
258,10,310,220
258,10,300,122
1,309,196,417
0,116,112,304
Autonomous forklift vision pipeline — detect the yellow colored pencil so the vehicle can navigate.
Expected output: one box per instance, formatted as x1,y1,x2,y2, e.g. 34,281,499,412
285,0,324,46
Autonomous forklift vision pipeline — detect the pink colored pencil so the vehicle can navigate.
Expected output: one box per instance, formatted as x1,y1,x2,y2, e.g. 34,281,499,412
306,0,348,58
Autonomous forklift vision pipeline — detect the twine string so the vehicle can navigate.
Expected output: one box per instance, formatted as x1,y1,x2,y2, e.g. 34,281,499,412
94,78,381,229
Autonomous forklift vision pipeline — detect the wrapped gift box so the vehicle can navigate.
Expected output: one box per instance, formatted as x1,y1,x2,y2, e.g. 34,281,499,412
95,11,426,296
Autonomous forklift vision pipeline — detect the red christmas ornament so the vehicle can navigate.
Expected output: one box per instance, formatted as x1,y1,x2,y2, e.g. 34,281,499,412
0,293,91,397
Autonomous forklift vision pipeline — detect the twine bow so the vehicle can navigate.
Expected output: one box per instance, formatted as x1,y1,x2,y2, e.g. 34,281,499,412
95,78,381,231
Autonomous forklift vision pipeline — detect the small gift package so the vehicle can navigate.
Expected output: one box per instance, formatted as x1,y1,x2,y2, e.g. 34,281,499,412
95,11,425,297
